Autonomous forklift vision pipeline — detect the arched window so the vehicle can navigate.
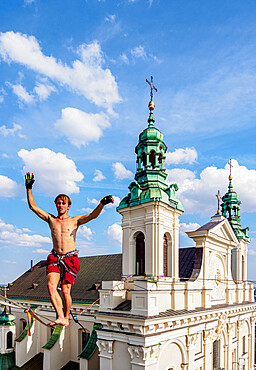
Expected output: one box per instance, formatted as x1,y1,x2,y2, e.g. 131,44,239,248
78,328,90,354
136,233,145,275
149,150,155,169
20,318,27,334
163,234,168,277
7,331,13,349
213,339,220,370
141,152,147,169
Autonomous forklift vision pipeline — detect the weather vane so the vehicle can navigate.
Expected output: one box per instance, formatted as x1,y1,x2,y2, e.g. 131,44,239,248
228,158,233,180
146,76,157,101
216,190,221,214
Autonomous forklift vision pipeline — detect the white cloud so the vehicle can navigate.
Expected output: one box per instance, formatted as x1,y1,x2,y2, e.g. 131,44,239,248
0,219,51,247
179,222,201,236
24,0,36,4
55,107,110,148
93,169,106,182
166,147,198,165
112,162,133,180
18,147,84,195
32,248,49,254
0,123,25,138
7,83,35,103
105,195,120,208
167,160,256,215
87,198,99,206
81,207,93,213
0,32,121,113
120,53,129,64
106,223,122,244
0,175,20,197
2,153,8,158
0,96,4,103
105,14,116,23
78,225,93,240
131,46,146,59
34,80,56,101
1,260,16,264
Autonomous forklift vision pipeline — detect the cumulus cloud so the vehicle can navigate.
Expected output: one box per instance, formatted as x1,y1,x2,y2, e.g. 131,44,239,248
55,108,110,147
112,162,133,180
18,147,84,195
34,80,56,101
167,160,256,215
7,83,35,103
106,223,122,244
93,169,106,182
0,32,121,113
0,219,51,247
179,222,201,236
0,175,20,197
0,123,25,138
166,147,198,165
78,225,93,240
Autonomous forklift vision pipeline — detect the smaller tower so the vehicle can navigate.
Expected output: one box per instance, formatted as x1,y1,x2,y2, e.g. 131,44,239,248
0,309,16,369
221,160,250,282
118,77,184,280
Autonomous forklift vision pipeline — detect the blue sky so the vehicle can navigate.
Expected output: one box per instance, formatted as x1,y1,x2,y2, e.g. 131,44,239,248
1,0,256,284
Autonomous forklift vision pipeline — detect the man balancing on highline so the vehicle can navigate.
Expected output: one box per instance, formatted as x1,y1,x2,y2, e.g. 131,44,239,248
25,172,113,327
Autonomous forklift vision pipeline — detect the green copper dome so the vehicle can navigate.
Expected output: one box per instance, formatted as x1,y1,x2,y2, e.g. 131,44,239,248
0,310,15,326
118,103,184,212
221,175,250,242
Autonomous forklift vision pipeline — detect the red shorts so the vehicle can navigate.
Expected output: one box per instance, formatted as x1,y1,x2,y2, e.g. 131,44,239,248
46,253,80,285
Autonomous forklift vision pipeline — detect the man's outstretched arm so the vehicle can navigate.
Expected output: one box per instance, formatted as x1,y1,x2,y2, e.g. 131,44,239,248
77,195,114,226
25,172,50,222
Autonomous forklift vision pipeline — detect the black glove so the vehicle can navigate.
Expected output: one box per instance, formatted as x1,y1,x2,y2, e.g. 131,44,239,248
25,172,35,189
100,195,114,206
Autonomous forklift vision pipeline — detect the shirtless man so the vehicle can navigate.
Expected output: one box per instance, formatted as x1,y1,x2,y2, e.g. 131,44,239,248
25,172,113,326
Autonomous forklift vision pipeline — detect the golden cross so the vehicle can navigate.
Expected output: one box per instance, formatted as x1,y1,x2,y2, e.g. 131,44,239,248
228,158,233,178
216,190,221,214
1,286,9,298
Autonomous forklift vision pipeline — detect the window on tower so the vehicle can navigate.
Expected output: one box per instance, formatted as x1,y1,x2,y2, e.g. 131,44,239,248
136,233,145,275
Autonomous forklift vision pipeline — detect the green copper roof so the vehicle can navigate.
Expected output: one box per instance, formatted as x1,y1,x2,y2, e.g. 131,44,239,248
42,324,64,350
0,310,15,326
118,108,184,212
78,323,102,360
0,352,15,370
221,176,250,242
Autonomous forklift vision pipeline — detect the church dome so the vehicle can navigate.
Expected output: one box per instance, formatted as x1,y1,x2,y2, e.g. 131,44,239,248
0,310,15,326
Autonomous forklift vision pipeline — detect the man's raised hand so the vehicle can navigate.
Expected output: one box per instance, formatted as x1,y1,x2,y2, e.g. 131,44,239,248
100,195,114,206
25,172,35,189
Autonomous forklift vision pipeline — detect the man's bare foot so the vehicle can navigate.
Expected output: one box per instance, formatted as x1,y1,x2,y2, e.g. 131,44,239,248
49,317,68,327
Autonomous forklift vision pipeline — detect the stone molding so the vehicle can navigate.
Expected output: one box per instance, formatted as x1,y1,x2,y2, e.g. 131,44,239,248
96,339,114,358
128,344,162,364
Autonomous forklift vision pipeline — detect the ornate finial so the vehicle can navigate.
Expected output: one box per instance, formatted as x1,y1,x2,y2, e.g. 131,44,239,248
146,76,157,111
228,159,233,181
216,190,221,214
1,286,9,298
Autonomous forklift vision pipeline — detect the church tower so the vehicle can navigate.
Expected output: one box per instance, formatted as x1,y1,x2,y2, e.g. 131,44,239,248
117,77,184,280
221,162,250,282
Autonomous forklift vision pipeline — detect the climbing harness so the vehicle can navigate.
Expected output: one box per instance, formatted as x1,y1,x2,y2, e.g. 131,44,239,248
48,249,79,288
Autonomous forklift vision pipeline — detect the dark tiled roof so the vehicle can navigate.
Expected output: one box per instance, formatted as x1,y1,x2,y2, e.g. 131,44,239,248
195,220,223,231
179,247,195,279
7,254,122,303
7,249,197,303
